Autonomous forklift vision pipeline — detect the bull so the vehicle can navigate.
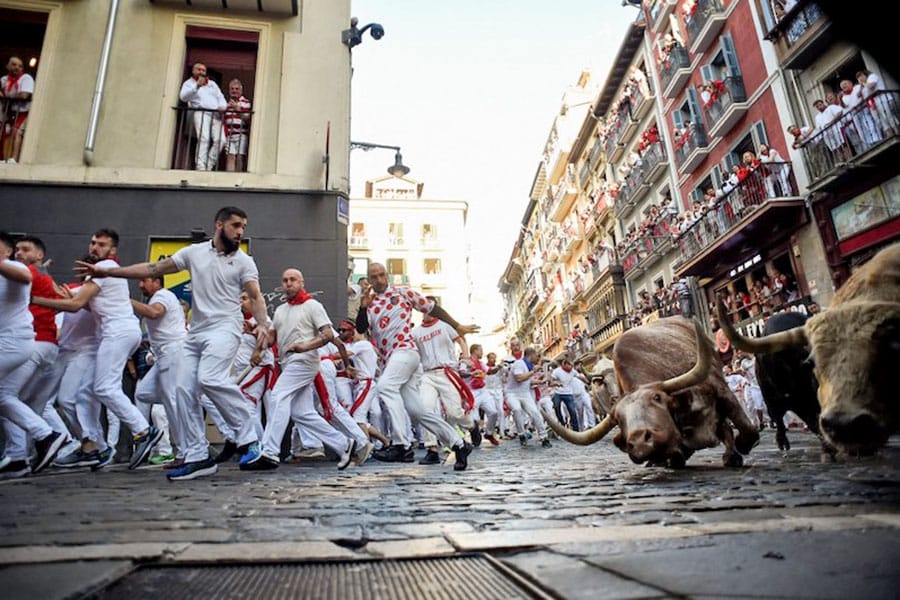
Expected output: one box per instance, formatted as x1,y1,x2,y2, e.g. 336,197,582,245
751,312,834,457
717,243,900,455
544,318,759,468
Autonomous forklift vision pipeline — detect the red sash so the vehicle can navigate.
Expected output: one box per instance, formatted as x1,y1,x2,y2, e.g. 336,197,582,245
313,372,333,421
443,367,475,413
240,365,277,404
349,379,373,416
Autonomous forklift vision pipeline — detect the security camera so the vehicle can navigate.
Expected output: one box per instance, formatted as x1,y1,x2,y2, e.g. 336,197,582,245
369,23,385,40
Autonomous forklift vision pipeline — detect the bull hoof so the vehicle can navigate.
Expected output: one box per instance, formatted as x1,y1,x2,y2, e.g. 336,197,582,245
723,452,744,468
735,430,760,455
668,452,686,469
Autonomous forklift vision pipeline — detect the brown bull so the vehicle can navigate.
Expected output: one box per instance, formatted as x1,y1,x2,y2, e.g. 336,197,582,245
717,243,900,455
544,318,759,467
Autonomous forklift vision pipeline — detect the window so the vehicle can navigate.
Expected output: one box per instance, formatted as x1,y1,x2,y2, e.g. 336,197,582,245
0,8,48,164
350,222,368,247
172,26,259,172
421,224,438,240
820,53,867,99
387,258,406,275
351,222,366,237
388,222,404,246
423,258,442,275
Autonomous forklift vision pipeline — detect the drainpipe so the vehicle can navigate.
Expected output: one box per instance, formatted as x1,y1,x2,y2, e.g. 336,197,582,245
83,0,120,166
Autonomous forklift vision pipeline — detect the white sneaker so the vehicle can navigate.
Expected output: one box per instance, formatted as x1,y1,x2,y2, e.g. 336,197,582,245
0,455,10,470
57,439,82,460
352,442,375,466
337,439,356,470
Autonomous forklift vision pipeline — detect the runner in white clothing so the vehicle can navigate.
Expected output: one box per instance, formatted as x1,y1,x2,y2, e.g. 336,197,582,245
243,268,368,471
132,276,187,464
32,229,162,471
411,311,477,465
506,347,550,447
356,262,478,471
467,344,500,447
74,208,269,481
0,232,66,478
345,330,390,448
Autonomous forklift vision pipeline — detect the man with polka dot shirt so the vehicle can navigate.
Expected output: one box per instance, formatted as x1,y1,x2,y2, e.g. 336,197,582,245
356,263,479,471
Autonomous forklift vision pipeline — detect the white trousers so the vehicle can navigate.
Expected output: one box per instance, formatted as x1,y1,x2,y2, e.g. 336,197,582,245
80,328,147,450
335,376,354,409
378,350,463,449
319,362,368,448
261,360,348,459
178,328,256,463
420,369,475,448
0,336,53,447
53,348,96,440
192,110,223,171
485,387,506,434
135,341,184,457
2,341,60,460
505,391,548,440
235,364,270,441
575,390,596,430
472,387,499,434
350,379,377,425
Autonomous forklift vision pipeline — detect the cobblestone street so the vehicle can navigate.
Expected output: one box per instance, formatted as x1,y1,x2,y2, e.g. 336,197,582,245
1,430,898,598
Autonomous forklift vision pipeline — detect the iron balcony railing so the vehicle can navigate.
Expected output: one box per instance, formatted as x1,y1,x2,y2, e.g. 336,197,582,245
799,90,900,183
659,44,691,93
766,0,826,47
621,218,676,275
641,140,667,179
685,0,726,49
1,97,29,162
675,161,798,264
705,76,748,131
674,124,709,168
172,106,254,172
604,103,633,157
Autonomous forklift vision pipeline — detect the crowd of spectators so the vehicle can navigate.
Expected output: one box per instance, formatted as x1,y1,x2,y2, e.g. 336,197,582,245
716,269,800,323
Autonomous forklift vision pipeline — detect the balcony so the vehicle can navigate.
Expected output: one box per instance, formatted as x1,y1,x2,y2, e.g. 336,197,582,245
387,237,406,249
614,166,650,220
349,236,369,249
674,162,807,277
799,90,900,192
604,105,636,164
650,0,677,33
591,316,626,350
152,0,298,16
389,274,410,286
630,81,654,122
420,237,441,249
685,0,727,56
764,0,832,70
641,141,668,183
621,220,676,278
674,124,710,174
172,106,254,172
659,45,692,99
705,76,749,139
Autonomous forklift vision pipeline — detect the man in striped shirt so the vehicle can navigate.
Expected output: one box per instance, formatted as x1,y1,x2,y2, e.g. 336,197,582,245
224,78,251,172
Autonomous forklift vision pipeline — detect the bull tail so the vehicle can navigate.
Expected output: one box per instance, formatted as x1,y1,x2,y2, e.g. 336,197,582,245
542,410,616,445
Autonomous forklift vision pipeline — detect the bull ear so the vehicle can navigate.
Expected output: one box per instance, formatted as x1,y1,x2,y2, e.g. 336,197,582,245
660,320,712,394
717,297,807,354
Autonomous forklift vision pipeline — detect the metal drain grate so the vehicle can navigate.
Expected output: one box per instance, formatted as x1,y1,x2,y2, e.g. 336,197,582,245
85,554,550,600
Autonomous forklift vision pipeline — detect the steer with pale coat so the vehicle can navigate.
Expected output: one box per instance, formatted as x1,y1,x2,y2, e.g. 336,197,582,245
718,243,899,455
545,318,760,468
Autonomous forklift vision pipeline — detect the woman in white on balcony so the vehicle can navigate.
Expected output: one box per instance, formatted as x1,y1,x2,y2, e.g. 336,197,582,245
757,144,791,198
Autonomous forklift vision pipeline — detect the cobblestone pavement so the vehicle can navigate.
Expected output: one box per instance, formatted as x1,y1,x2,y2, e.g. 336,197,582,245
1,430,898,599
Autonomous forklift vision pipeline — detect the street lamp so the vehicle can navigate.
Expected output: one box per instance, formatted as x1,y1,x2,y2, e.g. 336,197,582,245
342,17,385,49
350,141,411,177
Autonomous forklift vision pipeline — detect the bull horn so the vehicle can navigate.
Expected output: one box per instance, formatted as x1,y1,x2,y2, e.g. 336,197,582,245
542,410,616,445
660,320,711,394
716,297,808,354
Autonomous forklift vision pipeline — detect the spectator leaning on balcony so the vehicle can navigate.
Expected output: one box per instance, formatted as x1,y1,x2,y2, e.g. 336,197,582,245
757,144,790,197
786,124,813,149
224,79,251,173
179,62,227,171
813,98,848,161
0,56,34,164
840,78,881,147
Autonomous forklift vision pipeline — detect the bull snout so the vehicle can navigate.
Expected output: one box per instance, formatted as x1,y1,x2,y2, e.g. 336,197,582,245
820,409,887,455
625,428,674,464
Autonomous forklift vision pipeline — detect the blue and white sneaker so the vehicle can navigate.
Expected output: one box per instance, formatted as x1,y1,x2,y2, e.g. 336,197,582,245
167,456,218,481
54,448,99,469
238,442,261,467
89,447,116,472
130,426,163,470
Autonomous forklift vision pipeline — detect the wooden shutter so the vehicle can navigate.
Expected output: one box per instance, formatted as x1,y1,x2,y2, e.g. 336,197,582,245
720,33,742,77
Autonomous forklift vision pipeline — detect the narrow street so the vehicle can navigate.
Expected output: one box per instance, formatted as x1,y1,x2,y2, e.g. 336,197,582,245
2,430,898,599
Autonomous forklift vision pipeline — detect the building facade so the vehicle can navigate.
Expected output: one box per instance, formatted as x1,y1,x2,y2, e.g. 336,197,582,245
348,175,473,320
0,0,353,317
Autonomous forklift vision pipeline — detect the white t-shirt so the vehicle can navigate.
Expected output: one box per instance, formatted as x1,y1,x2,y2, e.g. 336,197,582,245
551,366,576,395
507,358,533,397
89,259,140,337
740,357,760,388
349,339,378,380
725,373,746,396
411,320,460,370
367,286,435,360
144,288,186,348
57,285,97,351
570,372,588,395
271,298,331,368
0,259,33,339
484,363,502,390
179,77,226,111
171,242,259,334
863,72,884,99
1,73,35,113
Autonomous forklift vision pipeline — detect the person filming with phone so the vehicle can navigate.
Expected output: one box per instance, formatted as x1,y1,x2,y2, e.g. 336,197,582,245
179,62,226,171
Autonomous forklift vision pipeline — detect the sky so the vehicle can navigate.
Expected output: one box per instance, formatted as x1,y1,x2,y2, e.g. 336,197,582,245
349,0,640,332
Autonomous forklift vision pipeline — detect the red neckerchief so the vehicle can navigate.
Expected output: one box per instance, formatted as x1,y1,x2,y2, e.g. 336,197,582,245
4,72,22,95
242,310,252,320
513,351,523,360
286,289,313,305
562,364,573,373
422,317,438,327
